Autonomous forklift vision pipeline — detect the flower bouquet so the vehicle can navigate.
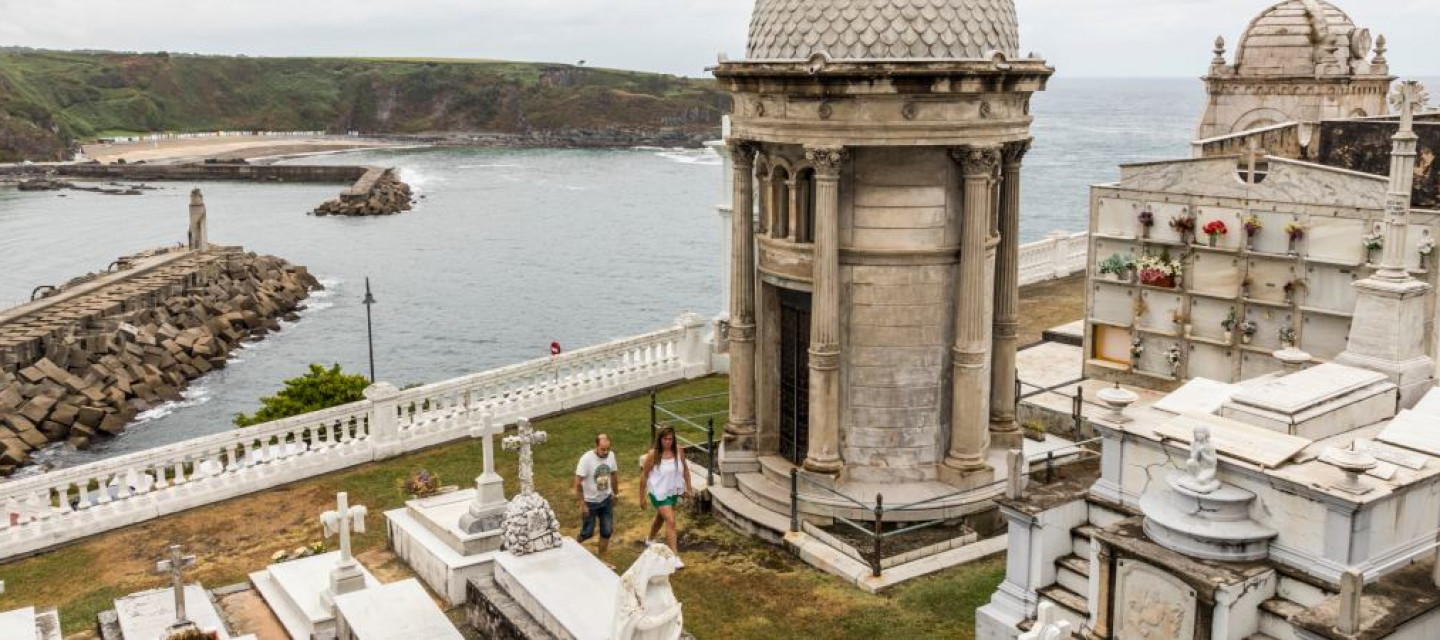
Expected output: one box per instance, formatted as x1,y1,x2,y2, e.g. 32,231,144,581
1170,211,1197,244
1420,237,1435,267
1242,216,1263,249
1137,207,1155,239
1203,220,1229,247
1283,278,1306,305
1240,320,1258,345
1165,345,1183,376
1098,253,1136,282
1130,338,1145,361
1221,308,1237,343
1363,232,1384,261
1284,222,1305,254
1136,252,1184,288
1279,326,1297,349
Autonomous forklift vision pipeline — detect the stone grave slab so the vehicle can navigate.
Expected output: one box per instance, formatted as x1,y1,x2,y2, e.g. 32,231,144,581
1222,363,1395,439
249,551,380,640
1231,363,1387,414
0,606,61,640
333,578,463,640
385,499,500,606
1154,413,1311,469
1153,378,1242,415
492,538,618,640
114,584,232,640
1377,410,1440,458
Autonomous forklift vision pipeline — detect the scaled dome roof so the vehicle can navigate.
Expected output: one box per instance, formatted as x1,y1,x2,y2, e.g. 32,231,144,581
745,0,1020,61
1235,0,1366,76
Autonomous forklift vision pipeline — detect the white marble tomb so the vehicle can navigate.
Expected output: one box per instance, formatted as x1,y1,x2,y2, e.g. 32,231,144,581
332,578,464,640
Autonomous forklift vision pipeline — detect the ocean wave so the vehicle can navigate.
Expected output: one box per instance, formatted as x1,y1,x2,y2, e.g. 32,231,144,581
133,384,214,425
397,166,440,192
456,163,522,169
655,148,721,166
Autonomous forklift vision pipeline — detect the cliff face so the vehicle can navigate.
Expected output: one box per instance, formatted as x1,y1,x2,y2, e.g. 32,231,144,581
0,50,731,162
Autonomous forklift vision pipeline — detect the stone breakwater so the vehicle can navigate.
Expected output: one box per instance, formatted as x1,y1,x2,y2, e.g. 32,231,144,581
313,168,414,216
0,247,320,473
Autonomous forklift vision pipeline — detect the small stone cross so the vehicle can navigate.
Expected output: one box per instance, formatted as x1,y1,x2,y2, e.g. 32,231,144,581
1391,80,1430,128
321,492,367,568
154,544,197,630
503,418,548,495
1019,601,1074,640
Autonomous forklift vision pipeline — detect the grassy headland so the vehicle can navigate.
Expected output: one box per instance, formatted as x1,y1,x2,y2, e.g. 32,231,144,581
0,49,730,162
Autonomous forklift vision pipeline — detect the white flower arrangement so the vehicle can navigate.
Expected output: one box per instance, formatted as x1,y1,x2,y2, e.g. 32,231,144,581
1420,237,1436,258
1363,232,1384,252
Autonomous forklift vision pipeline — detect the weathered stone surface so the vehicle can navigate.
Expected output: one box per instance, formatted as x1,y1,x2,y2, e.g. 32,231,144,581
313,168,415,217
0,248,320,471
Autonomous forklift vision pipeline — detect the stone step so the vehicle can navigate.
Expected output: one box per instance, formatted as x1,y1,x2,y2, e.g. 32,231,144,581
1258,598,1305,640
1071,524,1097,558
1246,635,1280,640
1086,500,1129,529
758,455,799,488
1055,556,1089,595
1036,584,1089,632
735,472,799,520
709,484,791,544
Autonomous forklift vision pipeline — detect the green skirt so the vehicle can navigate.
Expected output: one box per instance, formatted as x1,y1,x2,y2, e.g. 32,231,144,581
648,493,679,508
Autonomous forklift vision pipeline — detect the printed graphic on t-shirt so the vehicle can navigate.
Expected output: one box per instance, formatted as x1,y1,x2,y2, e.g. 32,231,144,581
593,462,612,495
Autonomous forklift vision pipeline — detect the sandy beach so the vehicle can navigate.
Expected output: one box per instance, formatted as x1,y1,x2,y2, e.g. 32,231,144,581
81,135,405,165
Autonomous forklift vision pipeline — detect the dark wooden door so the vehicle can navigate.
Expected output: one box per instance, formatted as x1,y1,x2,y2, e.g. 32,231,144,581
779,289,811,466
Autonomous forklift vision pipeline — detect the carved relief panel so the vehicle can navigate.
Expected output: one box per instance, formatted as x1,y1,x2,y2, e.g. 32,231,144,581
1114,559,1198,640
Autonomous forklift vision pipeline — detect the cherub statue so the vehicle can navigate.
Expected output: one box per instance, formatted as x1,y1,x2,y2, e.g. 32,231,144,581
612,543,684,640
1179,424,1221,494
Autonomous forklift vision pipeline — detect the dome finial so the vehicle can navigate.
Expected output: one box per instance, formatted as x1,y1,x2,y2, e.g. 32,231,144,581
1213,36,1227,65
1373,34,1388,66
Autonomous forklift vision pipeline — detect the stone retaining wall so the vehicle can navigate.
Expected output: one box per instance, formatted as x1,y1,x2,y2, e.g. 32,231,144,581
0,247,319,472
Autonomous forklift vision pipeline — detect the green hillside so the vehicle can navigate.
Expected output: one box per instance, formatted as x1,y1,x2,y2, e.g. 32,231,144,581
0,50,730,162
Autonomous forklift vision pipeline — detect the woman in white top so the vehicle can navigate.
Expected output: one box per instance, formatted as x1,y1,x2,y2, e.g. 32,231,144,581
640,426,692,568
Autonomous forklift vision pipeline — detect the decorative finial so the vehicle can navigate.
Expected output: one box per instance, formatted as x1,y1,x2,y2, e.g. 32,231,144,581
1212,36,1227,65
1373,34,1388,65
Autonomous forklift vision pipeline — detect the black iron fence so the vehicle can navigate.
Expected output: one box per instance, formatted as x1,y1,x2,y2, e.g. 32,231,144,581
649,389,726,488
787,438,1103,577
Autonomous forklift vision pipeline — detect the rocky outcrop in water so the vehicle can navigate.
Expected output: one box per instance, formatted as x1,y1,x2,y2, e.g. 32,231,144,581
313,168,414,216
0,249,320,473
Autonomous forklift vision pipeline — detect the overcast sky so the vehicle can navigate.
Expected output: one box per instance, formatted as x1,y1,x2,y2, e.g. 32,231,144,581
0,0,1435,78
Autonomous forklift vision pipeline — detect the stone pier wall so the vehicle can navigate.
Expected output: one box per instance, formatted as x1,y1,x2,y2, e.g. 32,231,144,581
0,247,319,472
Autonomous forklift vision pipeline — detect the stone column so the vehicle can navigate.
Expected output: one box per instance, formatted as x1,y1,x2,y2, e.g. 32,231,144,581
188,188,208,251
725,141,760,448
804,146,846,474
990,140,1031,448
944,146,1001,475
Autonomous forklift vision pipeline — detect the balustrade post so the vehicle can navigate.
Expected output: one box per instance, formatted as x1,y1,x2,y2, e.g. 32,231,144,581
1048,229,1069,279
364,382,402,460
675,313,710,378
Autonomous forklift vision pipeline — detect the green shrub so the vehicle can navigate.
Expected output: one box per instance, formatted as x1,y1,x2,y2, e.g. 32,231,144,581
233,364,369,427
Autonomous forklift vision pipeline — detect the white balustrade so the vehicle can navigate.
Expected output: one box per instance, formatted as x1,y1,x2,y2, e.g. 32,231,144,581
0,316,710,561
1018,230,1089,286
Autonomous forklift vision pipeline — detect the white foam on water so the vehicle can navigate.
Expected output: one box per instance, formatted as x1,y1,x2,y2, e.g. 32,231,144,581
456,163,522,169
396,166,440,193
133,383,214,425
654,147,721,167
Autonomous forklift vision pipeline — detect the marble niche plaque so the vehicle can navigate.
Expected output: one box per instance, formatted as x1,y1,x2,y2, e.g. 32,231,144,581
1305,217,1368,264
1114,559,1197,640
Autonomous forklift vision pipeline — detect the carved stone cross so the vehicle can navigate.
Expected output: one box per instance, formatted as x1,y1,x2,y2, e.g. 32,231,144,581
1390,80,1430,129
154,544,197,630
503,418,548,496
321,492,367,568
1019,601,1074,640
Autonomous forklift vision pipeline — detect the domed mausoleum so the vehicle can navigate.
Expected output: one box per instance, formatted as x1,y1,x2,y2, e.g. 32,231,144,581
1197,0,1392,139
712,0,1052,527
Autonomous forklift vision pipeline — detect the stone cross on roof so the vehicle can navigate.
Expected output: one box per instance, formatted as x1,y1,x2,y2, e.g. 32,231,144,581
503,418,548,496
154,544,197,631
1390,80,1430,131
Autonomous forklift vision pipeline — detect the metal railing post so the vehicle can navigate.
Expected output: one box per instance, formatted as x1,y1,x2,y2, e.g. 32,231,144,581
1046,451,1056,484
871,494,884,577
789,469,800,533
706,417,715,488
649,389,658,443
1014,377,1023,413
1073,386,1084,437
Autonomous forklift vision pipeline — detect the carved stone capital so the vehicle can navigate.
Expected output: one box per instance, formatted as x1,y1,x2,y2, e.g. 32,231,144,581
993,322,1019,340
727,140,759,168
1001,138,1032,167
952,348,988,367
950,145,1002,177
808,347,841,371
729,322,757,342
804,146,848,178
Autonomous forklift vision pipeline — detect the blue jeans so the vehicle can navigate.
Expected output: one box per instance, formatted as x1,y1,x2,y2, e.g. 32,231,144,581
579,496,614,541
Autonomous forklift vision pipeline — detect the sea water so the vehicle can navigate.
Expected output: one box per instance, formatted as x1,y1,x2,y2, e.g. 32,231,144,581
0,78,1207,464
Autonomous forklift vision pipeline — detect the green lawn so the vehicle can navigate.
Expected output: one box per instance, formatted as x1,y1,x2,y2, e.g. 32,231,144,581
0,375,1003,639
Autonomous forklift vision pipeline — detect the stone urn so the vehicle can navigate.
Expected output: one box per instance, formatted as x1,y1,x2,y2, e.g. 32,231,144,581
1097,385,1139,424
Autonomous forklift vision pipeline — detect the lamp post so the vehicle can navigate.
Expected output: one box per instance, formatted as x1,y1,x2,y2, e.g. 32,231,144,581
363,277,377,383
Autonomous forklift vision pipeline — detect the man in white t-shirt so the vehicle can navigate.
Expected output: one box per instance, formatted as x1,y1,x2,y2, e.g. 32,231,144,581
574,433,619,562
